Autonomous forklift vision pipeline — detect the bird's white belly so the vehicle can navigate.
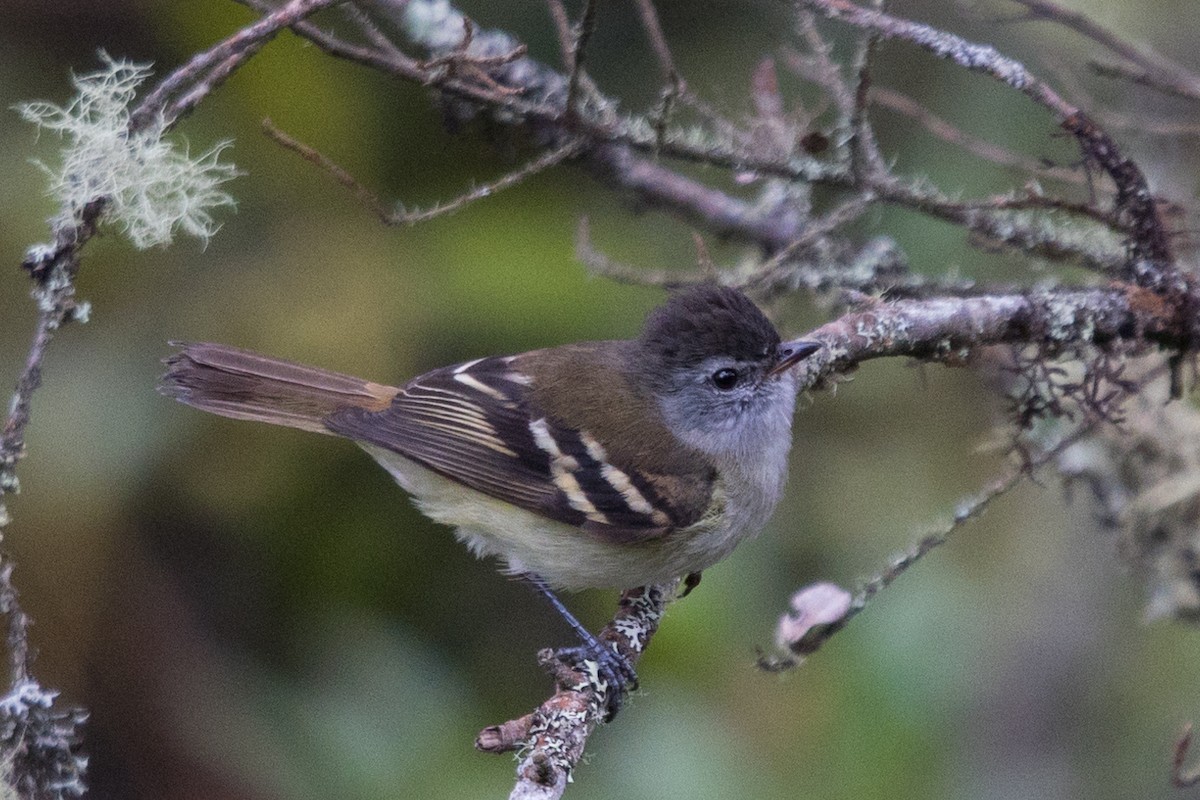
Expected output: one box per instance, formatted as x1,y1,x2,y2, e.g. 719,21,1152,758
359,444,766,591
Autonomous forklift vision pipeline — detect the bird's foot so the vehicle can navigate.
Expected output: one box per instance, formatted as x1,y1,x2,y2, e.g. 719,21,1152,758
554,635,638,721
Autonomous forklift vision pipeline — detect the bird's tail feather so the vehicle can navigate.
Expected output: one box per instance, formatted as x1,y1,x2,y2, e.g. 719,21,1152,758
159,342,397,434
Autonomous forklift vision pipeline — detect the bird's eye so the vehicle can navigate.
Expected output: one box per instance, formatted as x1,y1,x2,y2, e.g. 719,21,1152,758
711,368,739,390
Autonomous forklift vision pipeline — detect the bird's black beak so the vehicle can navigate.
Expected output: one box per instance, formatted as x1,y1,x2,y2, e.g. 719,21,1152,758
768,339,822,377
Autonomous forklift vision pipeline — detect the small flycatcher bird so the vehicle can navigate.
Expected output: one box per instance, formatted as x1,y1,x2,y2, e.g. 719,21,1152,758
160,285,820,701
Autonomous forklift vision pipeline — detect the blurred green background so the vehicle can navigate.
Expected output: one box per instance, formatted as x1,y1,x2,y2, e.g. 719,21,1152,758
2,1,1200,797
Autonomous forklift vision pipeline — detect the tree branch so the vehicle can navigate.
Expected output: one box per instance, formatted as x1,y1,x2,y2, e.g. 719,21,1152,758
1,4,352,795
794,285,1181,386
800,0,1176,281
1002,0,1200,101
10,1,1200,796
476,583,677,800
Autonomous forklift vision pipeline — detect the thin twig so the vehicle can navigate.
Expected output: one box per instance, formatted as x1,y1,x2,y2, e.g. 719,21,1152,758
261,118,394,219
564,0,599,120
341,3,409,60
263,118,585,225
132,0,345,129
1090,108,1200,139
1088,59,1200,102
1173,722,1200,788
2,198,107,525
1003,0,1200,101
742,193,875,291
634,0,684,91
387,141,585,225
233,0,431,83
545,0,573,68
959,190,1120,228
802,0,1175,276
575,218,688,286
871,87,1085,184
847,0,888,179
760,422,1092,669
634,0,687,150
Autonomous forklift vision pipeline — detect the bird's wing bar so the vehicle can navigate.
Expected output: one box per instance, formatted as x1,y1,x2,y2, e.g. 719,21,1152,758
325,356,714,542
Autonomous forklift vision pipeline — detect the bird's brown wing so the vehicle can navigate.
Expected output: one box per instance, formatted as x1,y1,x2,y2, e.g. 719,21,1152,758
324,353,715,543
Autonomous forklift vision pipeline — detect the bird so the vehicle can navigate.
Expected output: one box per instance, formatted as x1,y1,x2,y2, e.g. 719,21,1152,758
160,284,820,707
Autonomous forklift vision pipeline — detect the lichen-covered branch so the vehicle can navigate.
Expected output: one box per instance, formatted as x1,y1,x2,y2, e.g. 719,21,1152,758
130,0,345,129
762,420,1092,669
471,279,1186,793
801,0,1175,282
766,351,1172,669
2,3,349,795
793,285,1183,388
246,0,1178,302
243,7,1197,788
475,583,677,800
10,1,1200,797
1003,0,1200,102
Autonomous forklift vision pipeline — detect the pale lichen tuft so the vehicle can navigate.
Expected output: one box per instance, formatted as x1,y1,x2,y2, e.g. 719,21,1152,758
16,53,238,249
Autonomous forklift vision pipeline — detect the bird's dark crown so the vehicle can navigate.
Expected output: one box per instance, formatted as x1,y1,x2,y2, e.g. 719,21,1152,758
637,285,781,373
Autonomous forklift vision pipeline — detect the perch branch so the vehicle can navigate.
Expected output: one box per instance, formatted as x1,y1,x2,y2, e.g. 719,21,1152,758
793,285,1182,386
477,583,677,800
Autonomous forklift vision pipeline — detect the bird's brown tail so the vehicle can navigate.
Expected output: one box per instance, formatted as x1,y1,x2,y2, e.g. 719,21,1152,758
160,342,398,434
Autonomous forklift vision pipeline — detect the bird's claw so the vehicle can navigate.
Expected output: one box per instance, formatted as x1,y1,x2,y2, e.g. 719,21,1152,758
555,640,638,720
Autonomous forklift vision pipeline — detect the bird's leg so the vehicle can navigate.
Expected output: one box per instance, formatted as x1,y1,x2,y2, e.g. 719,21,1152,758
523,573,638,719
681,571,702,597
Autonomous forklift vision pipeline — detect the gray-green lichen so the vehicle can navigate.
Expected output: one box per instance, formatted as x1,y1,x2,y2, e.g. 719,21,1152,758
17,54,237,249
